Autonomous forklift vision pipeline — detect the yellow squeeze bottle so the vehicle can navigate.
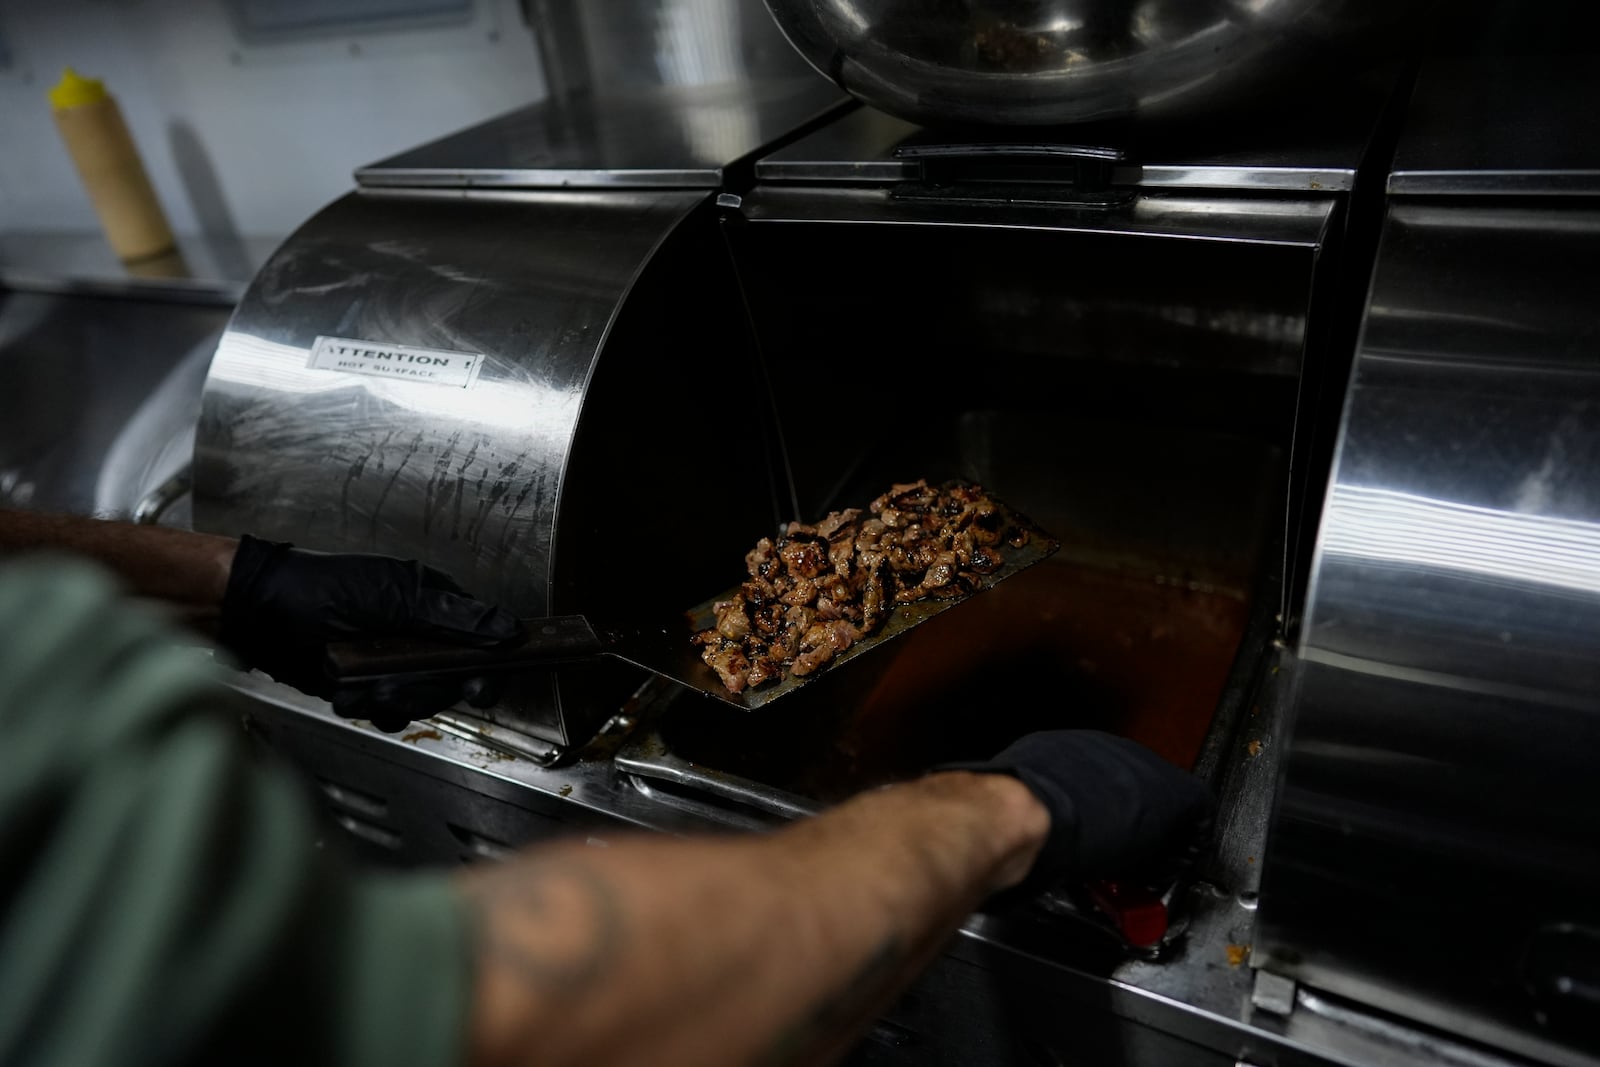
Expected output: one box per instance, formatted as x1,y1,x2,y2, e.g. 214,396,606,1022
49,67,175,262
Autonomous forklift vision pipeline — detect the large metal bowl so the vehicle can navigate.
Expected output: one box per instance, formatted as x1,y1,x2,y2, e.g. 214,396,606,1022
760,0,1433,128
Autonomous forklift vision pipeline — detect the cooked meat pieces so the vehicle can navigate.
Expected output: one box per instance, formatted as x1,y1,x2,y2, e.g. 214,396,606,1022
691,480,1033,694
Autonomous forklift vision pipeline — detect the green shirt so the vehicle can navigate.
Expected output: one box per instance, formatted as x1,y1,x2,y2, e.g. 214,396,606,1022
0,556,474,1067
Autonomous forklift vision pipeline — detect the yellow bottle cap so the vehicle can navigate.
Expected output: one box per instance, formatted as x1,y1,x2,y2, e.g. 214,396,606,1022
49,67,108,110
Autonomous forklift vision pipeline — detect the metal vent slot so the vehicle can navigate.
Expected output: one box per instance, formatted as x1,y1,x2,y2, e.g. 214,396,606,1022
333,813,402,851
448,822,514,863
317,778,389,819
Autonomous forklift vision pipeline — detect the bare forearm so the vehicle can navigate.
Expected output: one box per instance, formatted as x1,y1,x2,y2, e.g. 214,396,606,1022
0,509,236,604
461,771,1049,1067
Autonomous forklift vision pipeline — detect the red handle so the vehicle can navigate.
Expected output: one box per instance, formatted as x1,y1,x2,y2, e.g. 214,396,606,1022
1087,881,1169,948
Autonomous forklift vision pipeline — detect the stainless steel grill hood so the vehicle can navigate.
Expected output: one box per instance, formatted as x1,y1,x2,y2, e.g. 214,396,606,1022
1255,6,1600,1062
193,0,849,746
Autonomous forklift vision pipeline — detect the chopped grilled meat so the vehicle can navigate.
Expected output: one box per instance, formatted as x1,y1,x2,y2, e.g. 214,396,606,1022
714,599,750,641
815,508,861,538
791,618,863,677
693,479,1035,695
693,636,751,694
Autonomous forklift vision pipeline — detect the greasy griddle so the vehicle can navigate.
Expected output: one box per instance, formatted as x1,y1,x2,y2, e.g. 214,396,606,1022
653,557,1254,802
325,483,1060,711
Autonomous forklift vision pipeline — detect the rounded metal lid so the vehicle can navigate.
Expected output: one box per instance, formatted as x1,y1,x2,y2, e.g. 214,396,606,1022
761,0,1432,128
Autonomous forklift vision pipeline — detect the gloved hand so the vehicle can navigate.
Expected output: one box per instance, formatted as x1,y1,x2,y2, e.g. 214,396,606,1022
219,534,524,732
942,730,1213,891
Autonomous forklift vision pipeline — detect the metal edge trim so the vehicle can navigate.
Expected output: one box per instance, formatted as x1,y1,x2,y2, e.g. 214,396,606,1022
1388,170,1600,196
613,727,820,822
753,160,916,183
1135,166,1356,193
354,167,726,190
0,272,246,305
1265,973,1597,1067
751,163,1355,193
740,214,1331,249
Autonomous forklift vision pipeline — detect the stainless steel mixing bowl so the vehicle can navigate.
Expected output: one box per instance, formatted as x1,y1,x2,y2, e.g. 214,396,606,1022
760,0,1433,128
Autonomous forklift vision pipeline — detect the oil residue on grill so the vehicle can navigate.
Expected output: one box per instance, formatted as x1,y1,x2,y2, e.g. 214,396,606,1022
658,556,1250,804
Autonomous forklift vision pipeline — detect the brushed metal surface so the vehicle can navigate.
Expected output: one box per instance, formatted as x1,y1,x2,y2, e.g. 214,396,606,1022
358,0,851,189
752,80,1401,193
737,182,1336,247
1256,198,1600,1067
0,231,278,305
238,628,1542,1067
0,291,228,519
196,187,698,605
356,78,850,190
194,186,785,745
528,0,832,99
723,183,1336,629
1387,3,1600,196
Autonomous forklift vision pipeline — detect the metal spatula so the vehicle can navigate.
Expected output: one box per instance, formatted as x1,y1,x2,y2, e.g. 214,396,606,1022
324,489,1059,711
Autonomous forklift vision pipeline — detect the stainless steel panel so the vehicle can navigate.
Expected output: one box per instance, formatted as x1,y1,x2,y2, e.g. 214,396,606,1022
225,666,774,838
0,231,278,306
236,631,1545,1066
196,186,695,607
752,107,922,184
560,0,823,96
356,79,851,189
358,0,851,189
724,186,1335,630
194,186,783,746
1387,4,1600,196
0,291,228,518
737,184,1335,248
753,85,1404,193
1256,200,1600,1066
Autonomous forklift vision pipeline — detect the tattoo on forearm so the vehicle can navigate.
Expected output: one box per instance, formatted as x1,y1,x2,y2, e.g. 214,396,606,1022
480,862,625,993
758,935,906,1067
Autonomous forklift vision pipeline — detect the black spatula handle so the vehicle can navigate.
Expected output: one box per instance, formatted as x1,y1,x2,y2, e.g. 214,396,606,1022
325,614,606,682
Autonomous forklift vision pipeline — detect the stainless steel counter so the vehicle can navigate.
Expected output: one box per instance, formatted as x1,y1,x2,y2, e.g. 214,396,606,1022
356,80,852,190
0,230,280,305
0,290,228,521
221,640,1545,1067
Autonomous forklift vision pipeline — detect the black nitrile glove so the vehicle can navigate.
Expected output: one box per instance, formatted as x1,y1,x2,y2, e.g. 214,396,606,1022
219,534,524,732
942,730,1214,891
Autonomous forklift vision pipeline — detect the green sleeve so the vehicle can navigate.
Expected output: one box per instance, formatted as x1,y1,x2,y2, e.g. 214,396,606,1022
0,556,476,1067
